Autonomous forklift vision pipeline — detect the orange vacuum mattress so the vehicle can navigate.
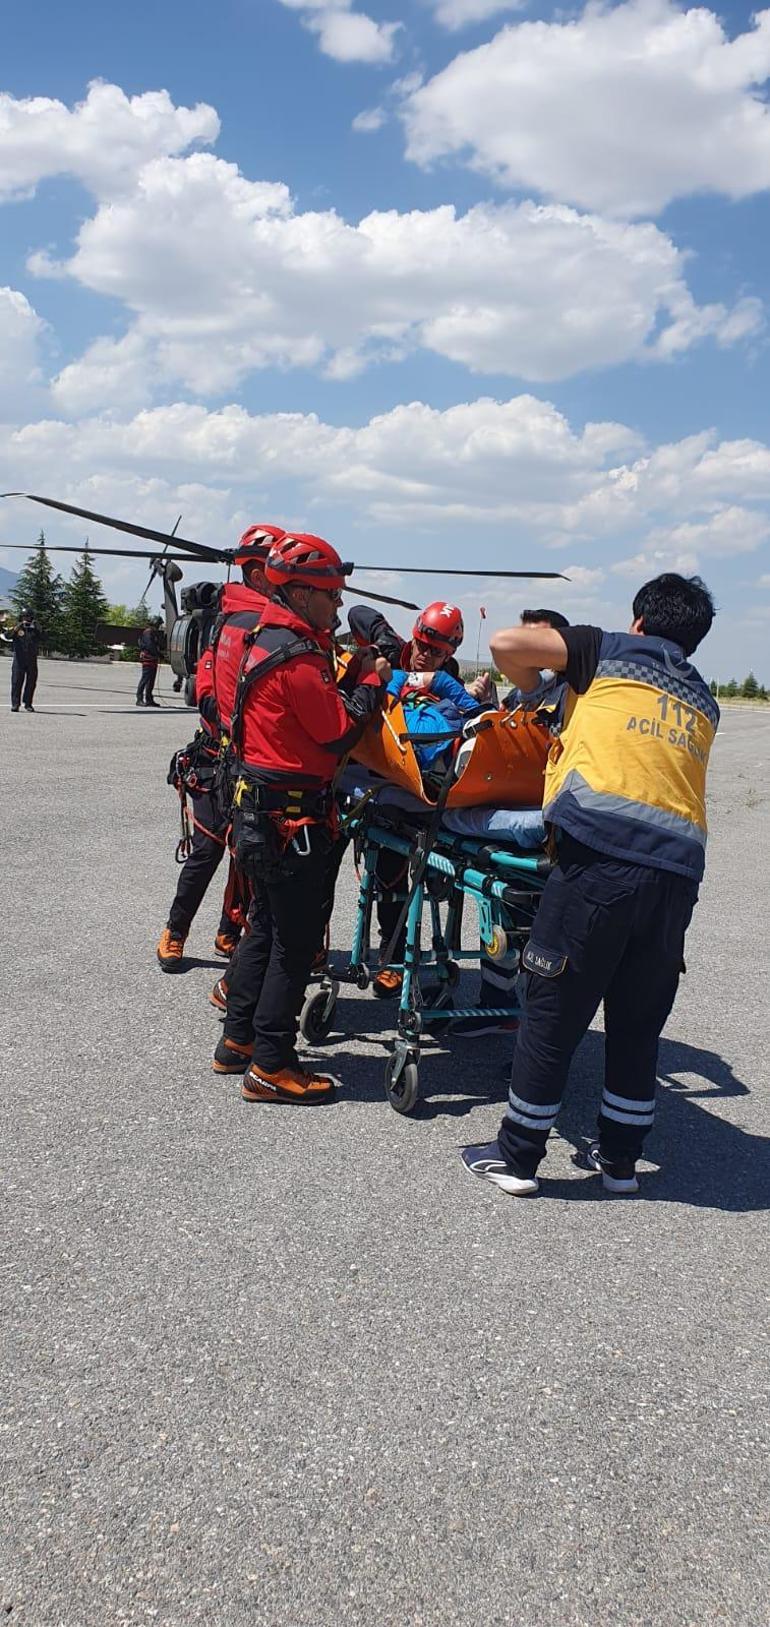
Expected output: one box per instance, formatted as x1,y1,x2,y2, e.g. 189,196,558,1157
349,699,550,810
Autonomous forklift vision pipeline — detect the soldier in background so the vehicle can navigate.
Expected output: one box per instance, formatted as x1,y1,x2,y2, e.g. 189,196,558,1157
7,609,41,712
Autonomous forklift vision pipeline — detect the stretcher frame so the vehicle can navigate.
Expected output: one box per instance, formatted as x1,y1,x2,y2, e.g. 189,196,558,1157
300,799,551,1114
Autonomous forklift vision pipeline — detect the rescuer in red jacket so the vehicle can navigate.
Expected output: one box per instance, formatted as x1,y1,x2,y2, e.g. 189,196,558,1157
156,524,285,972
213,533,390,1104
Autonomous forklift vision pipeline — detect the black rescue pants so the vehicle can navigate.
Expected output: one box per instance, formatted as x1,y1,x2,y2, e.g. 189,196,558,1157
166,790,235,939
11,657,37,709
375,845,409,962
498,836,698,1178
136,663,158,704
224,825,346,1070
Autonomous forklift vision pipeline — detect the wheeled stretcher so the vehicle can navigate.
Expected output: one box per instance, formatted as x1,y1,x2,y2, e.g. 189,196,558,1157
300,772,552,1114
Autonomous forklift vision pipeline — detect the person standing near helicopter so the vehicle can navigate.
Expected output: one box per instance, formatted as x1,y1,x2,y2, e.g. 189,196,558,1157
213,533,390,1102
156,524,285,972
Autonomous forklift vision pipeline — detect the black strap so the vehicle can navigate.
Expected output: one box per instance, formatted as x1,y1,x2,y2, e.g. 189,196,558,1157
230,633,320,751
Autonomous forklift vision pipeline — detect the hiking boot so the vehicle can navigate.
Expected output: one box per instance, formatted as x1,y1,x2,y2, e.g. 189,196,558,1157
460,1140,539,1196
209,976,228,1013
451,1012,519,1039
372,967,403,1000
241,1062,335,1104
157,927,186,970
212,1037,253,1073
214,931,239,959
572,1140,639,1194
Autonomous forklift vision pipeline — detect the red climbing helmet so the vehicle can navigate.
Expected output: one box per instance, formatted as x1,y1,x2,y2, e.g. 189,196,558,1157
412,601,465,653
233,523,286,568
264,533,353,593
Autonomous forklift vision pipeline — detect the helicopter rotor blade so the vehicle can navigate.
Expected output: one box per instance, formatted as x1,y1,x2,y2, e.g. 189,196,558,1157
342,586,419,612
0,543,227,564
355,566,568,580
1,493,225,564
139,512,184,605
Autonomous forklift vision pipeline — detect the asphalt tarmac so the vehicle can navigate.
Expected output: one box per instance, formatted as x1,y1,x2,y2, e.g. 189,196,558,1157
2,659,768,1627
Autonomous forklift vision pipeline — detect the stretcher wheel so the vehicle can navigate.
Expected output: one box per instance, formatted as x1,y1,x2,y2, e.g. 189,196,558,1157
384,1053,420,1115
300,985,338,1045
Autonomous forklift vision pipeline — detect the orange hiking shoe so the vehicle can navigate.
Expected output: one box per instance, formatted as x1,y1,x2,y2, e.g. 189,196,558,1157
241,1063,335,1104
209,976,228,1013
214,930,239,959
213,1037,253,1073
373,967,403,1000
157,928,187,971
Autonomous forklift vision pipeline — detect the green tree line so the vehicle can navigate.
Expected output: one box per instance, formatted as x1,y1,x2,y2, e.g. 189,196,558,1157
709,675,768,701
3,533,156,659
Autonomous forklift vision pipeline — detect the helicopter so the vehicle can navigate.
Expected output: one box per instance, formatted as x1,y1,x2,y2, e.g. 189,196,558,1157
1,492,568,703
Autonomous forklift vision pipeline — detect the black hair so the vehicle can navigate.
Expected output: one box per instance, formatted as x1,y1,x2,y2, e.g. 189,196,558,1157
632,573,715,656
521,608,570,630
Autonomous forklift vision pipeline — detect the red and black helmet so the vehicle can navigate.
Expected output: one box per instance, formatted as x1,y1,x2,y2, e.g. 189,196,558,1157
412,602,464,653
233,523,286,568
264,533,353,593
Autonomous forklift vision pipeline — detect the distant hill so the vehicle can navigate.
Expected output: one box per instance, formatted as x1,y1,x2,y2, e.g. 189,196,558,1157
0,564,18,609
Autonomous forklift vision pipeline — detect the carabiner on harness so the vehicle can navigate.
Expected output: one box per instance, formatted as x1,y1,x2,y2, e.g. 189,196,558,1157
291,824,313,858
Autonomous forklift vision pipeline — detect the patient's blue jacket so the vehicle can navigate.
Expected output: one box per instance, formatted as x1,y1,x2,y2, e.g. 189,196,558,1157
387,668,482,769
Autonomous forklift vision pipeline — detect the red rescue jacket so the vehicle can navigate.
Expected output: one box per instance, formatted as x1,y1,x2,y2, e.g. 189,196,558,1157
197,581,267,737
234,601,386,789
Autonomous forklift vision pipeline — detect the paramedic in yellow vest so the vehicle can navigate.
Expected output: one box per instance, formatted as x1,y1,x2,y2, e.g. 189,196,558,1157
461,573,718,1199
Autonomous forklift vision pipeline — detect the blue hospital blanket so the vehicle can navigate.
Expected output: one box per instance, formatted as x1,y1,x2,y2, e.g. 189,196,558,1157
338,766,545,849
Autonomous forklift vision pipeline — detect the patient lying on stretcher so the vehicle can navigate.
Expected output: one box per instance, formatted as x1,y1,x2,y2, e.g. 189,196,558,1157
387,667,489,783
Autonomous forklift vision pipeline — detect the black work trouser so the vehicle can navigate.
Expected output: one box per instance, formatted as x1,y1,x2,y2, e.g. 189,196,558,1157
136,663,158,703
224,822,339,1071
166,790,235,938
375,845,409,962
11,657,37,709
224,827,347,1067
498,836,699,1178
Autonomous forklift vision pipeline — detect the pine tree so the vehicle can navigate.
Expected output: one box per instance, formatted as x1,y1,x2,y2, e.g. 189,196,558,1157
9,531,66,650
742,672,759,699
61,547,110,658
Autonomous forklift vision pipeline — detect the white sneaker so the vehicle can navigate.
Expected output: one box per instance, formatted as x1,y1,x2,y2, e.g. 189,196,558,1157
461,1141,539,1196
573,1140,639,1194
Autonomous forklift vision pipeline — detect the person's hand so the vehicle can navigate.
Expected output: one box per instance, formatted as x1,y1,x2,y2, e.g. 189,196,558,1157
466,671,493,701
374,656,392,683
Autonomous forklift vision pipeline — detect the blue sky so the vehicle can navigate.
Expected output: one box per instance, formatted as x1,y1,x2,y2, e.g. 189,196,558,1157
1,0,770,678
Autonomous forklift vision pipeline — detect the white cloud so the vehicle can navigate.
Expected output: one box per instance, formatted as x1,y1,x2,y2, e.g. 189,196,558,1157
0,287,48,417
758,573,770,587
50,331,154,418
4,394,770,551
352,106,387,132
429,0,525,30
28,152,760,399
642,507,770,557
276,0,400,63
3,394,770,672
402,0,770,218
560,564,606,587
0,81,218,202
